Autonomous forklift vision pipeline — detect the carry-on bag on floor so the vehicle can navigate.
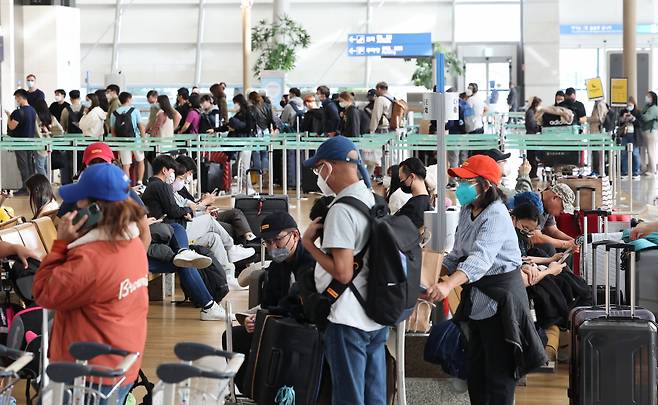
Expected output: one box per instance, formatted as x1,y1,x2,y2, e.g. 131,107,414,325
201,160,231,193
243,311,324,405
234,194,289,239
569,242,657,405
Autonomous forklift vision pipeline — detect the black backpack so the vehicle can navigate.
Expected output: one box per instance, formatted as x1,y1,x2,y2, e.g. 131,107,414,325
188,245,229,303
329,195,422,326
66,105,83,134
128,369,154,405
359,108,371,135
113,107,136,137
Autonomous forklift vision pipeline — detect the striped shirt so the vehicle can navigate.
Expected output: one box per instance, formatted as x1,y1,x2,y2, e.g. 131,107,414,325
443,200,522,320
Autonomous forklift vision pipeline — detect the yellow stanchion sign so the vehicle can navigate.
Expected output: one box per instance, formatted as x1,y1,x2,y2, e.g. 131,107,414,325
610,78,628,107
585,77,604,100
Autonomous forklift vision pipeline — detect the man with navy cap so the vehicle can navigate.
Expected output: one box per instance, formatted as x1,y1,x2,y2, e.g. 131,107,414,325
301,136,386,405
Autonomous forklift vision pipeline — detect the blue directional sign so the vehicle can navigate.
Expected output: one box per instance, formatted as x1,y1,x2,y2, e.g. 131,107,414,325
347,33,432,58
560,24,658,35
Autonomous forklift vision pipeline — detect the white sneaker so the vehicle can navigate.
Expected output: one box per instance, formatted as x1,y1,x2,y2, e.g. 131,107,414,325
173,249,212,269
228,276,248,291
633,175,641,181
238,261,271,287
621,175,629,181
200,302,227,321
228,245,256,263
224,262,236,279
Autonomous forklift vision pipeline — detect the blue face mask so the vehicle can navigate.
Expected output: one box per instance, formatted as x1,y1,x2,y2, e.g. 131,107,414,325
455,181,478,206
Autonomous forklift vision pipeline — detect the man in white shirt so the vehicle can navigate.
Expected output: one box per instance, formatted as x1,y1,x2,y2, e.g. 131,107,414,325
302,136,386,405
465,82,488,134
369,81,393,134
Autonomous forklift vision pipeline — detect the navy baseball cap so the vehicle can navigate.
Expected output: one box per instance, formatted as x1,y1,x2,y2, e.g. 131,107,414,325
58,163,131,203
303,136,371,188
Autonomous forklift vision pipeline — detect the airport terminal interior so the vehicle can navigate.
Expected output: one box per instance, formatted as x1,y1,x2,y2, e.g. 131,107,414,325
1,0,658,404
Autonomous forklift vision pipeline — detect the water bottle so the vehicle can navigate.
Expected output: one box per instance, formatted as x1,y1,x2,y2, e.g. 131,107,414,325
529,298,537,323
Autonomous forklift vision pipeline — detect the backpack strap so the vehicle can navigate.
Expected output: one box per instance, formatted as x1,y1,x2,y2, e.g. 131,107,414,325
319,196,372,308
127,107,135,115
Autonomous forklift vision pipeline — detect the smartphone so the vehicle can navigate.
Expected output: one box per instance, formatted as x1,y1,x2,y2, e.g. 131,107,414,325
419,284,428,294
557,249,572,264
73,203,103,235
235,313,248,325
158,214,167,221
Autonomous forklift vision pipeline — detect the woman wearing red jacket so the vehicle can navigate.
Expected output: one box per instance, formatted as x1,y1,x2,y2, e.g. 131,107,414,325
34,163,149,403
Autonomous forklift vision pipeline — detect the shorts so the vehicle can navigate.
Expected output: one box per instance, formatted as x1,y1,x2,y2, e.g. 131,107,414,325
119,150,145,165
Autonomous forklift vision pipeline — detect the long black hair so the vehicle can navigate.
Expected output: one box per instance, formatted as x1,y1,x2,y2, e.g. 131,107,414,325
33,99,52,127
94,89,109,112
386,164,402,202
157,95,176,120
86,93,100,111
233,94,250,115
26,174,54,219
647,91,658,107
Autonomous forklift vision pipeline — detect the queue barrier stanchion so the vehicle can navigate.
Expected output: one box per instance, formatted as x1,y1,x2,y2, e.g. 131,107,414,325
628,143,634,211
282,136,288,196
268,142,274,195
296,132,302,201
196,133,202,199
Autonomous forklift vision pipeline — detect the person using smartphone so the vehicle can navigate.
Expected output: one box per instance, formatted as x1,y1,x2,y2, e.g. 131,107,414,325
33,163,149,404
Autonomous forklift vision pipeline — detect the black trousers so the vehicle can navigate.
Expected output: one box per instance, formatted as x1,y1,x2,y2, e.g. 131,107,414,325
467,314,517,405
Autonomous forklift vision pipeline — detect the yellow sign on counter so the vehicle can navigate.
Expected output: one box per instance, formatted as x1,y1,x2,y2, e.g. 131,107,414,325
610,78,628,107
585,77,604,100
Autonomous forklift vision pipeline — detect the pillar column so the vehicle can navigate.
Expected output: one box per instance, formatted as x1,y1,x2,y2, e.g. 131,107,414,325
624,0,637,101
241,0,252,92
273,0,289,23
0,0,16,126
522,0,560,106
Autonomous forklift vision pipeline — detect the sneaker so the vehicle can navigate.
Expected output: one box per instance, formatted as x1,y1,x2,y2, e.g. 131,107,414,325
224,262,236,279
173,249,212,269
621,175,629,181
133,183,146,194
228,245,256,263
200,302,227,321
228,276,248,291
238,260,271,287
633,175,641,181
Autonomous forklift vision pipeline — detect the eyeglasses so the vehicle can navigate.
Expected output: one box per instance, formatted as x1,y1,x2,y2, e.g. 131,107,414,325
264,232,292,247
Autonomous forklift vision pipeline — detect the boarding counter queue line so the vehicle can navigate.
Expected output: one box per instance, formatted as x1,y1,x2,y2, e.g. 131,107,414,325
0,130,630,208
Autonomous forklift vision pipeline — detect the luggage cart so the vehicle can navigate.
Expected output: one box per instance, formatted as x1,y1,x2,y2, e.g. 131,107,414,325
153,353,244,405
39,349,139,405
0,345,34,404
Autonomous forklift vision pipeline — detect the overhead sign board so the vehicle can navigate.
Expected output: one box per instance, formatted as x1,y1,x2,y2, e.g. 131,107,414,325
561,24,658,35
347,33,432,58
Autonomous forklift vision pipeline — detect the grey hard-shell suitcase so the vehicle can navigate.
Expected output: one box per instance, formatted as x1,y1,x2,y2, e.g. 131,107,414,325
569,243,657,405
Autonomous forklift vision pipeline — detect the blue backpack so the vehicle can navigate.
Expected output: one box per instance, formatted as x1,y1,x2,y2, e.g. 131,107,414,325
424,320,468,380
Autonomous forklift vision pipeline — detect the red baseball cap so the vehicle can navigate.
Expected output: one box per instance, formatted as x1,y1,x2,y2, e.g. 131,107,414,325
448,155,501,185
83,142,114,166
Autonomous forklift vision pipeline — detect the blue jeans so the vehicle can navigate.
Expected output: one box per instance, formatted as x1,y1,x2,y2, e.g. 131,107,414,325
620,136,641,176
323,323,388,405
35,154,48,176
148,223,213,307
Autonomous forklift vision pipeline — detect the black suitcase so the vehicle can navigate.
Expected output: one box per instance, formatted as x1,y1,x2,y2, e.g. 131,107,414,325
234,194,289,238
569,243,657,405
244,311,324,405
200,161,227,193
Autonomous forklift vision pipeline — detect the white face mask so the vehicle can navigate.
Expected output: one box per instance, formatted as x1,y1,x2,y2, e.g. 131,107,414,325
382,175,391,189
339,101,350,109
466,88,473,97
55,95,64,103
186,175,193,185
172,179,185,192
26,80,35,89
646,96,653,105
316,164,335,196
165,170,176,185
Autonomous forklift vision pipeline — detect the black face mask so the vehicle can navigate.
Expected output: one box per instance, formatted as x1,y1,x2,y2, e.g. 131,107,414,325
399,176,413,194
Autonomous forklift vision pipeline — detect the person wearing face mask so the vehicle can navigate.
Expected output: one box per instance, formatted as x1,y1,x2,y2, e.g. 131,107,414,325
619,97,642,179
199,94,222,134
384,164,411,215
61,90,85,136
464,82,488,136
221,212,315,393
24,74,45,107
77,93,107,137
640,91,658,176
49,89,70,123
395,157,431,228
423,155,546,405
142,155,194,229
104,84,121,134
301,136,383,405
337,91,361,137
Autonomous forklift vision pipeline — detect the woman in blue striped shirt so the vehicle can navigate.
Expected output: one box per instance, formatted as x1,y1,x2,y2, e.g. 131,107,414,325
422,155,546,405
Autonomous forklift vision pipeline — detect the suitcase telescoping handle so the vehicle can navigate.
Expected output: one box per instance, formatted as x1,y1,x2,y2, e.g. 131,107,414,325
604,243,636,317
576,186,596,211
590,239,617,305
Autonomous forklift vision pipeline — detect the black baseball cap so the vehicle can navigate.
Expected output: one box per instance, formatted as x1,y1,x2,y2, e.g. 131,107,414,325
260,212,298,240
477,149,511,162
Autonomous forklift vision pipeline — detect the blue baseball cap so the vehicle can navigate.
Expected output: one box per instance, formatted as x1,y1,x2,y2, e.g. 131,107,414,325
303,136,371,188
58,163,131,203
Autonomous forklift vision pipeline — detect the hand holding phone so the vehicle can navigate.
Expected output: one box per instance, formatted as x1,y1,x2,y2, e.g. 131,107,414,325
72,203,103,236
557,250,571,265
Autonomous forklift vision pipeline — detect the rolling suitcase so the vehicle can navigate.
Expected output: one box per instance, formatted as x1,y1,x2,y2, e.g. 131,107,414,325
200,161,229,193
569,242,657,405
234,194,289,239
244,311,324,405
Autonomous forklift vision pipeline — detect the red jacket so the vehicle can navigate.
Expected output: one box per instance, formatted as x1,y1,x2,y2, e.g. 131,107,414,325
33,223,148,384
